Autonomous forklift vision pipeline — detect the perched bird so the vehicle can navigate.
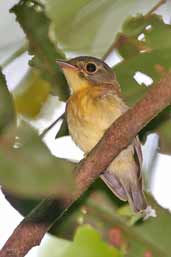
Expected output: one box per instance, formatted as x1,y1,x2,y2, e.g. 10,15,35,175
57,56,147,213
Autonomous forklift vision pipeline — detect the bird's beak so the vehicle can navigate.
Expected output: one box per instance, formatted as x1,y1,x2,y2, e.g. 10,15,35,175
56,60,78,71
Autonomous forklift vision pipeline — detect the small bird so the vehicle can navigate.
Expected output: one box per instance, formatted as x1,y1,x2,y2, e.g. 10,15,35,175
57,56,147,213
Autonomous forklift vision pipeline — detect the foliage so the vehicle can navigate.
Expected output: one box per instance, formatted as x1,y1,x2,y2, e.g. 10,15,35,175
14,69,51,118
1,0,171,257
7,181,171,257
39,225,123,257
113,13,171,153
11,0,69,100
51,187,171,257
0,68,15,133
42,0,157,57
0,121,75,197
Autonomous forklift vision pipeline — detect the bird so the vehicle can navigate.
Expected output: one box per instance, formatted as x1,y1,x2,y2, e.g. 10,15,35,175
57,56,147,213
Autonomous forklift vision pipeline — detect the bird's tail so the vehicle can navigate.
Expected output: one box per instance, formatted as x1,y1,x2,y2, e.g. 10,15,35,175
126,183,147,212
101,171,147,213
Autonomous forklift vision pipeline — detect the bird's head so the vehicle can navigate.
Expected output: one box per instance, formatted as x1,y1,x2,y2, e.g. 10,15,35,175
57,56,119,94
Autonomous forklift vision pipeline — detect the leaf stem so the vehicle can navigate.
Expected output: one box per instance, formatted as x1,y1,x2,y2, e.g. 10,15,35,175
1,42,28,69
145,0,166,18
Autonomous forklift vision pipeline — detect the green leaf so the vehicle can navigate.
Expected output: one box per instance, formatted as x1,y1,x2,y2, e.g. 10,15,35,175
5,181,171,257
122,14,150,37
0,121,76,197
117,14,171,59
124,14,171,49
140,106,171,154
132,195,171,257
11,0,69,100
3,190,41,217
39,236,71,257
114,48,171,153
114,32,146,59
62,225,123,257
14,69,66,139
42,0,157,57
39,225,123,257
50,184,171,257
112,14,171,154
114,49,166,105
0,68,16,134
14,69,51,118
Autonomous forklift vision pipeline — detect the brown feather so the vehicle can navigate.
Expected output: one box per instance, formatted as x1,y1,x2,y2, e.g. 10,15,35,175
59,56,147,213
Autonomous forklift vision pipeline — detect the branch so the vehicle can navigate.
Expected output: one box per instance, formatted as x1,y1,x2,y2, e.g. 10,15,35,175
102,34,126,61
145,0,166,18
1,72,171,257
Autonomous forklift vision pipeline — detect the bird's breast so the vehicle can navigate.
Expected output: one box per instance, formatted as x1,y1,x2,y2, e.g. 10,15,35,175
66,86,127,153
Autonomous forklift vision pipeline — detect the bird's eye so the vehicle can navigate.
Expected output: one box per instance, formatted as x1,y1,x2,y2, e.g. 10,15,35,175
86,62,97,73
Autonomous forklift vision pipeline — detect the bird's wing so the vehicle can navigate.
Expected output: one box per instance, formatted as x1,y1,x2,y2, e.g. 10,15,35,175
100,172,127,201
133,136,143,170
100,138,147,212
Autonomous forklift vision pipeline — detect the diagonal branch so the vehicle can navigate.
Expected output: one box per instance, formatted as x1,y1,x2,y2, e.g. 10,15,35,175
1,72,171,257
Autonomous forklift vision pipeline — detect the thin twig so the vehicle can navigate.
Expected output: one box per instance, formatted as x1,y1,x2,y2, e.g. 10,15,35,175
40,113,65,138
1,42,28,69
102,34,127,61
1,71,171,257
145,0,166,18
